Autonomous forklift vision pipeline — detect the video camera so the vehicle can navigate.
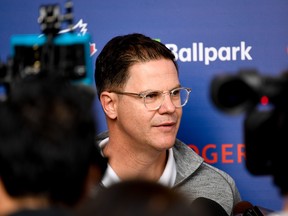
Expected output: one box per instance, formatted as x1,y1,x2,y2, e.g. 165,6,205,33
210,68,288,194
0,1,93,98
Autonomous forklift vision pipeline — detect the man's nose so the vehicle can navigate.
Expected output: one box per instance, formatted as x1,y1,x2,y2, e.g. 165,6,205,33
158,93,176,113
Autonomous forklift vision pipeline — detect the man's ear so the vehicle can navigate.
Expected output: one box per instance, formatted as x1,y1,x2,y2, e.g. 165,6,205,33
100,92,118,119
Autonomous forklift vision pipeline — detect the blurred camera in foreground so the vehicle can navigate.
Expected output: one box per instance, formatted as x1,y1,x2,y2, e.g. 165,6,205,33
0,1,94,100
210,68,288,194
210,69,288,115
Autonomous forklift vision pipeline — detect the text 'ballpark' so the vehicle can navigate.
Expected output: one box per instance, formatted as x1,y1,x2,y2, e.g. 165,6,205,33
166,41,252,65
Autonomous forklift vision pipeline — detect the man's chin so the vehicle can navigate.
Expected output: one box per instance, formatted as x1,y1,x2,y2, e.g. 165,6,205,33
155,136,176,150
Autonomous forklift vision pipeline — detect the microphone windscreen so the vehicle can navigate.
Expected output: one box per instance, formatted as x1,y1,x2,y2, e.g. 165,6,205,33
255,206,274,216
233,201,254,216
191,197,228,216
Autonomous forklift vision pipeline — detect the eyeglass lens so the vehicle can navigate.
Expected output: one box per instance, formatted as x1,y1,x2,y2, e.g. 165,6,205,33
144,88,190,110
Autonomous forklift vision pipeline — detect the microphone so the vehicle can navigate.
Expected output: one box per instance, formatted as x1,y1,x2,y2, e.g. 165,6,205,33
233,201,254,216
233,201,273,216
190,197,229,216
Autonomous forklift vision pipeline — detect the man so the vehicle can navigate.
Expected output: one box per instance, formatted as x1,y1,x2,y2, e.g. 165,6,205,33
94,33,241,215
0,78,107,215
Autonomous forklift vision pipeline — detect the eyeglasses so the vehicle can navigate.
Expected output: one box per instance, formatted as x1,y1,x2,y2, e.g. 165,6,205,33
110,87,192,111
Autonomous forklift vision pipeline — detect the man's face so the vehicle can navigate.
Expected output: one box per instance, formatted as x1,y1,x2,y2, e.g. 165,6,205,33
115,59,182,152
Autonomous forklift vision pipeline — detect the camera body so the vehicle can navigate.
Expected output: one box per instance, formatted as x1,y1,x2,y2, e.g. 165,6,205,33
10,32,93,86
0,1,94,99
210,69,288,178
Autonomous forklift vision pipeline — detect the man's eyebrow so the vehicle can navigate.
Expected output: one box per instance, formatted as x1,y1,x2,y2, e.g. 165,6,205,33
139,85,182,93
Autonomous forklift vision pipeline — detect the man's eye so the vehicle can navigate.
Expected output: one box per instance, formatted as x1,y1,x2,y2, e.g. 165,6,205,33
146,92,160,99
171,89,180,96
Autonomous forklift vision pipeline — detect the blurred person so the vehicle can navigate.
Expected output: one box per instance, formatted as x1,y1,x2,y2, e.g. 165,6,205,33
0,78,107,216
94,33,241,215
85,179,194,216
190,197,229,216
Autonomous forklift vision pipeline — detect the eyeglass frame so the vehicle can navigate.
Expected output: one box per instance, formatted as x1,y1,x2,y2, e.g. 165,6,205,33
109,87,192,111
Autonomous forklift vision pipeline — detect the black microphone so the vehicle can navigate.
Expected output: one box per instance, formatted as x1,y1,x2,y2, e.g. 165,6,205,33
233,201,254,216
190,197,229,216
244,206,263,216
233,201,273,216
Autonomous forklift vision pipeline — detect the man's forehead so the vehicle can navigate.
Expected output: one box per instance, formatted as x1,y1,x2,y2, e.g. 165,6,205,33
125,61,179,91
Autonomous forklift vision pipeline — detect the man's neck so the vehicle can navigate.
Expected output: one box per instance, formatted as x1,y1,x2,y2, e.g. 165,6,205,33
103,139,168,181
0,181,49,216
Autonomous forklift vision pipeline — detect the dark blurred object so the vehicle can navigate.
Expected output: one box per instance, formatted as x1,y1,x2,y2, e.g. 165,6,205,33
232,200,273,216
233,201,254,216
190,197,228,216
210,68,288,194
0,0,93,98
0,77,106,215
76,180,194,216
210,69,288,115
